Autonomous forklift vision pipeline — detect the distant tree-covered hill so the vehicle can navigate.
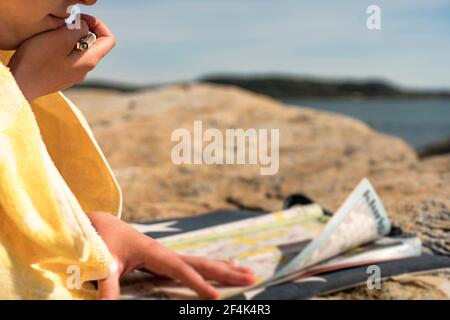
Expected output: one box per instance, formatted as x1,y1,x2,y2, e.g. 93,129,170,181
73,75,450,99
200,74,450,99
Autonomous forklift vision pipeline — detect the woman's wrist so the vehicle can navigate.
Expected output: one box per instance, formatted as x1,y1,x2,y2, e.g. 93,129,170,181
9,65,37,102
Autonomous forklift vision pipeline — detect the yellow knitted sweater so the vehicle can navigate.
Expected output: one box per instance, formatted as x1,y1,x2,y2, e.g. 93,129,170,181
0,51,122,299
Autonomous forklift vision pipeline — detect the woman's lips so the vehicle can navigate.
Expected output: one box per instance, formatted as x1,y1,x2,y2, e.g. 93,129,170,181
48,14,68,28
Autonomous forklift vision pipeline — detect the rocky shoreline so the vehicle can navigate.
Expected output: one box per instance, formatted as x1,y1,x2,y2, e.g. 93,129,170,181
418,138,450,158
65,83,450,299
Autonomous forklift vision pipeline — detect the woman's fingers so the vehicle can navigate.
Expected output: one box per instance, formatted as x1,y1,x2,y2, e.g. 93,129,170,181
68,15,116,78
180,256,256,286
47,21,89,55
167,258,220,299
98,267,121,300
186,256,255,275
81,14,114,38
222,264,255,275
142,243,220,299
65,20,89,50
79,14,116,60
218,259,255,274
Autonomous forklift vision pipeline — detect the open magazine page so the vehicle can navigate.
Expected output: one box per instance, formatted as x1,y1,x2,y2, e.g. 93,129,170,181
160,204,326,283
120,236,422,300
283,237,422,281
311,237,422,272
121,204,328,299
219,178,394,297
275,178,392,278
121,179,396,299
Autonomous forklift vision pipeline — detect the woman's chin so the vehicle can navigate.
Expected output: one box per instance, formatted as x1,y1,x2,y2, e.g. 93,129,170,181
0,45,17,51
0,39,22,51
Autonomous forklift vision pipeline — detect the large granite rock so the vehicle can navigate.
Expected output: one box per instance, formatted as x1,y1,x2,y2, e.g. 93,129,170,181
65,84,450,299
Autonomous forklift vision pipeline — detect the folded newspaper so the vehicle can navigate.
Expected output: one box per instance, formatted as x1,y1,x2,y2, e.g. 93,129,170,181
123,178,422,299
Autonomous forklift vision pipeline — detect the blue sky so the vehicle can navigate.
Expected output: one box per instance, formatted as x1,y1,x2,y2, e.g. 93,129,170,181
83,0,450,90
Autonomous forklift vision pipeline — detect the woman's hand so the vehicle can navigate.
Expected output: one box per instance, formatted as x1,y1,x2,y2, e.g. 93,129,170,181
8,14,115,102
87,212,256,300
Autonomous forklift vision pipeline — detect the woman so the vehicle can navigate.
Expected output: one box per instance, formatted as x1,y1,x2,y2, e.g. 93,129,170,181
0,0,254,300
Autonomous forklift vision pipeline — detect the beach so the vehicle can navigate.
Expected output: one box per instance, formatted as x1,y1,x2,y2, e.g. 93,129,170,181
65,83,450,299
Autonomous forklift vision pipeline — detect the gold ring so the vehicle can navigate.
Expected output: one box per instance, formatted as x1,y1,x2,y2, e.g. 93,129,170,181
76,32,97,51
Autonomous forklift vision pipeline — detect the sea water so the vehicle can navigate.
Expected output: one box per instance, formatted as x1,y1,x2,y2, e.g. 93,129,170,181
283,98,450,149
